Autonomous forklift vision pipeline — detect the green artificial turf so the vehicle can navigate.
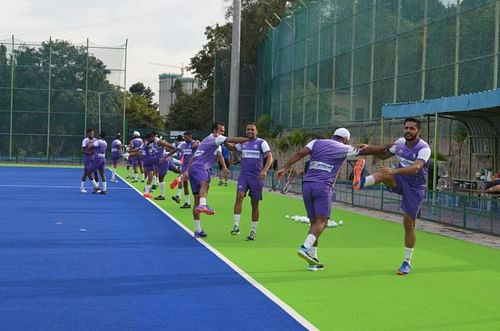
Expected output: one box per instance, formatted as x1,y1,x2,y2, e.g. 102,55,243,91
118,167,500,331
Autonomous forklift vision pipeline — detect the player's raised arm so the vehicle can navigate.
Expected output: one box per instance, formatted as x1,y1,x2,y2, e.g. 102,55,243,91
276,147,311,179
225,136,249,144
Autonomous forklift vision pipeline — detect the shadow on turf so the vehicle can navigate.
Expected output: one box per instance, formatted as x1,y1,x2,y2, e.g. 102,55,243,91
247,263,477,282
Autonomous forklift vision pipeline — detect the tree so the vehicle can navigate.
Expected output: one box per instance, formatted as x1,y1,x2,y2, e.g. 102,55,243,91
166,88,212,131
126,81,164,131
129,82,156,107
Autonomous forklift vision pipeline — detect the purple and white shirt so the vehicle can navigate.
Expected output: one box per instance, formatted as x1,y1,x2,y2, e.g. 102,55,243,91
93,138,108,160
111,139,122,158
81,137,94,163
389,137,431,187
235,138,271,178
140,141,158,164
304,139,359,186
190,134,227,171
178,140,197,165
130,137,143,151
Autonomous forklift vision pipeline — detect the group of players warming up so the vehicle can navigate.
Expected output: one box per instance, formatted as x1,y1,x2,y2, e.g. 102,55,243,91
81,117,430,275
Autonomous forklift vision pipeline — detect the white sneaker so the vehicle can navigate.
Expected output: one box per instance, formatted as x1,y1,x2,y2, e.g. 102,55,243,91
111,178,119,183
80,188,88,193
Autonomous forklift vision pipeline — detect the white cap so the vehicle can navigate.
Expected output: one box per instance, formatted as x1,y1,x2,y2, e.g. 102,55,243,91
133,131,140,137
333,128,350,141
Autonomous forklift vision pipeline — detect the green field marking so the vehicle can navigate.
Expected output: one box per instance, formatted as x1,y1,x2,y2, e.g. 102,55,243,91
117,167,500,331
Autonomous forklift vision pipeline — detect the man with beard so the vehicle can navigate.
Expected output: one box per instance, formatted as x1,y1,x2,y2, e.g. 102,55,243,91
352,118,431,275
230,122,273,241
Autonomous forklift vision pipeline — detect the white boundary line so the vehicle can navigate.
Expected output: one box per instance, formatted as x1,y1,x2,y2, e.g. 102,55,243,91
0,184,133,190
116,173,318,331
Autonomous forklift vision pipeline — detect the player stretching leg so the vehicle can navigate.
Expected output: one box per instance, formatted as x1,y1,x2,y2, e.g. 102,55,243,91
277,128,390,271
353,118,430,275
182,122,249,238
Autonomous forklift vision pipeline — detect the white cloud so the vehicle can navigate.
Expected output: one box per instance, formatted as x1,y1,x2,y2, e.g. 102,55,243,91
0,0,228,101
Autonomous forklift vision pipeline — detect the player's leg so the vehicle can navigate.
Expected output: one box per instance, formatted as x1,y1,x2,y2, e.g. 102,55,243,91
132,157,139,182
246,179,264,241
181,177,191,208
397,182,424,275
223,159,230,185
245,198,260,241
189,175,206,238
195,180,215,215
80,167,88,192
297,183,324,265
154,164,167,200
139,161,145,182
307,238,325,271
143,167,154,198
353,159,398,190
231,190,245,235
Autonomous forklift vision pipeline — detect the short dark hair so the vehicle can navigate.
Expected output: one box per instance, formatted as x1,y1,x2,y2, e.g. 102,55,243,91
212,121,225,132
176,135,183,141
183,131,192,136
404,117,421,129
86,128,94,133
246,122,256,127
99,131,106,138
145,132,155,139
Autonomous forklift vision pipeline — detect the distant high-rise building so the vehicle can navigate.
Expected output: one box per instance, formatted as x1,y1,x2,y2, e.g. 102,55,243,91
159,73,201,117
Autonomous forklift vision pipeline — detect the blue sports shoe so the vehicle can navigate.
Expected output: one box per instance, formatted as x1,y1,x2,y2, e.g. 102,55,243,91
297,245,320,265
194,230,207,238
397,261,411,275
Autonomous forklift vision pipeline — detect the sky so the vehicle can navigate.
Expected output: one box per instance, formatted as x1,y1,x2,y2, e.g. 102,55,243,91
1,0,228,101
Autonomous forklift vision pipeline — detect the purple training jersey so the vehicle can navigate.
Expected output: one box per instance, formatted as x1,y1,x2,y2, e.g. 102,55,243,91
190,134,227,171
90,138,108,172
140,141,158,170
303,139,359,187
111,139,122,159
179,140,197,172
389,137,431,188
81,137,95,167
235,138,271,178
387,137,431,219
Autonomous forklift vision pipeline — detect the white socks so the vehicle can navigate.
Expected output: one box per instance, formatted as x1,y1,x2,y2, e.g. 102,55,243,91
145,184,151,193
364,175,376,187
112,168,116,179
404,247,414,264
159,182,165,196
102,182,107,192
177,188,183,197
200,197,207,206
233,214,241,227
251,221,258,232
310,246,318,259
184,194,190,204
194,220,202,232
80,181,85,189
303,234,316,249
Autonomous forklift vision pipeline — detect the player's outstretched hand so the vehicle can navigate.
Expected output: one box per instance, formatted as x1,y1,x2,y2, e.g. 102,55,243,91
275,168,287,180
378,166,393,175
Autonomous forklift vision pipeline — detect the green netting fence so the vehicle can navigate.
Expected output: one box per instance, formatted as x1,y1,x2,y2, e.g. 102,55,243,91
255,0,500,131
0,36,127,163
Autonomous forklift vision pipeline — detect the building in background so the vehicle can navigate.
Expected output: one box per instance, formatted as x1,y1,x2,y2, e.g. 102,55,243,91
159,73,201,117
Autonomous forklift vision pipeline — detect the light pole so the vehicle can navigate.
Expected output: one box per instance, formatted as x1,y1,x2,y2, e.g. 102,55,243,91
98,91,102,133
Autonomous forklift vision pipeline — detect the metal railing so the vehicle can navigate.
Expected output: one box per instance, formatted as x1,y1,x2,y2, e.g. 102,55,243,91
227,167,500,236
